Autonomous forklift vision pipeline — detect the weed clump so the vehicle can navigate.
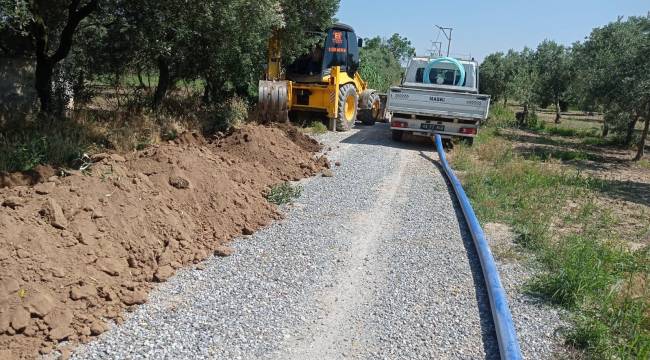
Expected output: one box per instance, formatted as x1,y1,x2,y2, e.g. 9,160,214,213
305,121,328,134
207,96,249,133
265,182,302,205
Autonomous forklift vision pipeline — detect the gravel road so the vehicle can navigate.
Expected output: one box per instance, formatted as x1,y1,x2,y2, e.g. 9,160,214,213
72,123,565,359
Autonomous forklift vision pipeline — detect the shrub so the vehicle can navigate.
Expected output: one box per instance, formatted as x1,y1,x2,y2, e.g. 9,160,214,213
526,111,541,129
206,96,249,133
487,104,516,127
638,159,650,170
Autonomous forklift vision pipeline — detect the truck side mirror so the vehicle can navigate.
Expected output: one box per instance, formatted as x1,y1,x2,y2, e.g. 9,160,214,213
358,38,363,48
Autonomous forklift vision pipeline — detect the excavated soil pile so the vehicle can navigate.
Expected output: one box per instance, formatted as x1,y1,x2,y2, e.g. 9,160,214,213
0,124,327,359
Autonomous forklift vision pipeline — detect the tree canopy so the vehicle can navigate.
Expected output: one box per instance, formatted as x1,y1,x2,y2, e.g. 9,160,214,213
358,34,415,92
0,0,340,111
479,15,650,160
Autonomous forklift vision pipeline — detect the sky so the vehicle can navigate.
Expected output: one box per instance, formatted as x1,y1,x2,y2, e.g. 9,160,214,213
336,0,649,62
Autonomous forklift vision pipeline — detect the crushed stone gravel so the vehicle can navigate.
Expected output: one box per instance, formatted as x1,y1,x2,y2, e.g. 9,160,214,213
71,124,566,359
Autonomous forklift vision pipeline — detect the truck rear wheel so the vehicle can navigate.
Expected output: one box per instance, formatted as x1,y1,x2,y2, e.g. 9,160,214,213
358,92,381,125
462,137,475,146
336,84,358,131
392,130,403,141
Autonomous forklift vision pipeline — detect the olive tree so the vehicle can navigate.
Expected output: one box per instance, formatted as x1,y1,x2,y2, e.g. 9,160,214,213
276,0,339,62
534,40,572,123
358,34,414,92
479,52,507,103
510,47,539,123
386,33,416,63
0,0,98,114
575,16,650,159
479,51,521,106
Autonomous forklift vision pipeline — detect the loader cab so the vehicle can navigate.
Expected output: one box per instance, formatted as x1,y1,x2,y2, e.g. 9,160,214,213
287,23,361,82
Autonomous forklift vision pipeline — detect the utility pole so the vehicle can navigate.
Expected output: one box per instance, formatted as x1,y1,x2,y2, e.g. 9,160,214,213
428,41,443,57
435,25,453,56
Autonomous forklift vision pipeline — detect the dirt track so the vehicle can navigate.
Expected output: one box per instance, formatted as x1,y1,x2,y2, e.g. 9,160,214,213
71,124,565,359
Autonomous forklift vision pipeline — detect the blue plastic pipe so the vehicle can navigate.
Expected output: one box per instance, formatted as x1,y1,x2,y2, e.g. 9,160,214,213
423,57,466,86
434,134,522,360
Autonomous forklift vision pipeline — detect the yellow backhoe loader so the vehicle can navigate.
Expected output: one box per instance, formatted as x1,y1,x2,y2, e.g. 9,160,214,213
259,23,382,131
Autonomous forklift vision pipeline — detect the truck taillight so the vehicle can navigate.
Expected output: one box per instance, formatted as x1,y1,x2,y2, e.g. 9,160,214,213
459,127,477,135
392,121,408,128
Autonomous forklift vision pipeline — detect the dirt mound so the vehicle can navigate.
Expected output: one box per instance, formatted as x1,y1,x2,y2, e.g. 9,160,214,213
217,125,328,181
273,122,322,153
0,165,56,188
0,124,326,359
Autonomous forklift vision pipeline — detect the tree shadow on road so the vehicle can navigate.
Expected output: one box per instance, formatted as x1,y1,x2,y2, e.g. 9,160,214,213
419,151,501,360
339,123,436,151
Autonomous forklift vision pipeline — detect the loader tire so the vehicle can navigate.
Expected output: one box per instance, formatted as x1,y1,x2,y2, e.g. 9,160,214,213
336,84,358,131
358,91,381,126
258,80,289,123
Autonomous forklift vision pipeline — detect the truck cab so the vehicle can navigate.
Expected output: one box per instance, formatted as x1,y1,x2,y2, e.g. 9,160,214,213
387,57,491,143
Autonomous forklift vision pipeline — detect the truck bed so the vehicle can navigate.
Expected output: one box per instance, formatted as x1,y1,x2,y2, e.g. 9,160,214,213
387,85,490,121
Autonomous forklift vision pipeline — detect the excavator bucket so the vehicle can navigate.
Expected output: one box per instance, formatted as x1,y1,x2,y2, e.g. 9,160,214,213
258,80,289,123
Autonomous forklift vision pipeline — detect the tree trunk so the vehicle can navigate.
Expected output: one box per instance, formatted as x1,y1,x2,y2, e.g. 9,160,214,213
152,56,170,109
114,71,121,109
519,103,529,126
554,99,561,123
203,85,210,103
634,118,649,161
30,0,98,114
625,116,639,145
503,97,507,107
34,56,54,113
137,69,146,88
202,76,213,104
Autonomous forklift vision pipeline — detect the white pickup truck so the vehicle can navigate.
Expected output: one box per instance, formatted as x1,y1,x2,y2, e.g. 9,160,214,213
387,57,490,144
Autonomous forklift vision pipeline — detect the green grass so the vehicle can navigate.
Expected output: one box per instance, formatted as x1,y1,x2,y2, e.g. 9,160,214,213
0,120,95,173
303,121,328,135
265,182,302,205
91,73,206,92
542,125,600,138
581,134,634,148
451,106,650,358
638,159,650,170
524,148,596,162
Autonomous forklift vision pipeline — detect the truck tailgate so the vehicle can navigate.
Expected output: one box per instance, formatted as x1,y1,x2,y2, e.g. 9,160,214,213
387,86,490,120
